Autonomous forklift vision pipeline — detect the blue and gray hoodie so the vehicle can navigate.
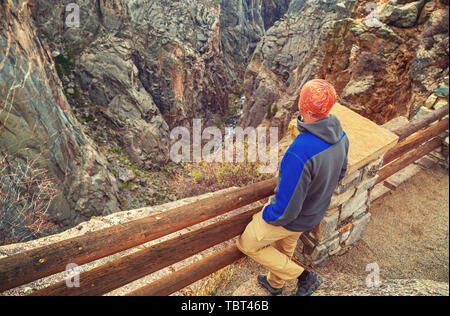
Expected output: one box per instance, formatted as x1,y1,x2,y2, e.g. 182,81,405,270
262,114,349,232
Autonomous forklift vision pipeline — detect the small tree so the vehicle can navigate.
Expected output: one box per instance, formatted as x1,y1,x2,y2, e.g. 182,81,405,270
0,155,59,245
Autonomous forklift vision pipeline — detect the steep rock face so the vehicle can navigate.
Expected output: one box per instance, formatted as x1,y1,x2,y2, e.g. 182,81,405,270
261,0,292,29
31,0,171,168
29,0,294,169
240,0,358,130
126,0,230,129
0,0,297,240
0,0,120,231
220,0,269,86
220,0,292,62
76,33,171,169
240,0,449,130
409,5,449,110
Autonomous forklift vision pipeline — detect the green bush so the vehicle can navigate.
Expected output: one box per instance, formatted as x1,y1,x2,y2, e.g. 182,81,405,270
53,54,74,80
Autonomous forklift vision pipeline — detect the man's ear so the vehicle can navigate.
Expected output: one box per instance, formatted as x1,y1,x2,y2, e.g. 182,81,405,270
298,114,304,122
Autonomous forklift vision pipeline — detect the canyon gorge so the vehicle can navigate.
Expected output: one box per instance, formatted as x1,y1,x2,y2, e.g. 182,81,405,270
1,0,448,242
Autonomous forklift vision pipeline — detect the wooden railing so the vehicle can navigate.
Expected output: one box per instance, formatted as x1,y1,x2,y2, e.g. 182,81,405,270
0,178,277,296
0,106,447,296
376,105,449,185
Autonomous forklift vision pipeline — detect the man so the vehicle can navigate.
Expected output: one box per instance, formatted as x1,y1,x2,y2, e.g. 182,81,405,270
236,79,349,296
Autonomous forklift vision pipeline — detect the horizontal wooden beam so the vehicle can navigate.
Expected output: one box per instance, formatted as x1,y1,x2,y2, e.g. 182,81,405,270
391,106,448,141
383,118,449,166
0,177,276,292
28,207,261,296
126,244,244,296
376,137,442,185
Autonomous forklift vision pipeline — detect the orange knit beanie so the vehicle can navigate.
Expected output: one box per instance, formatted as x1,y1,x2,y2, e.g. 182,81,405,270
298,79,337,119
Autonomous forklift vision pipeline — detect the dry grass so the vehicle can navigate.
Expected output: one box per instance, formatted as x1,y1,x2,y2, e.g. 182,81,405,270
180,265,235,296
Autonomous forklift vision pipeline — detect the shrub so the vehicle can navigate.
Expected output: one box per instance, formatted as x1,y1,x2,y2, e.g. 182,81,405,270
0,155,58,245
271,104,278,118
53,54,74,80
171,145,273,198
265,103,278,119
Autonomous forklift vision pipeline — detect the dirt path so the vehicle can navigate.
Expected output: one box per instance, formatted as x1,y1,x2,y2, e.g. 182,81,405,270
318,163,449,284
216,164,449,295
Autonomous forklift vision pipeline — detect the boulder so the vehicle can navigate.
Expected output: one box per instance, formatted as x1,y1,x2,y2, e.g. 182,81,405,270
380,0,425,28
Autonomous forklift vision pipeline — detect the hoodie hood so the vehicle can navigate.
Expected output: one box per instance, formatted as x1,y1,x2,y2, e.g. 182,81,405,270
297,114,344,144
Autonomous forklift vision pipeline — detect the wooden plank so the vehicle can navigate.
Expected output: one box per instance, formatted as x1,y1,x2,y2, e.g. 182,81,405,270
126,244,244,296
28,207,261,296
391,106,449,141
0,177,276,292
383,164,422,190
376,138,442,185
383,118,449,165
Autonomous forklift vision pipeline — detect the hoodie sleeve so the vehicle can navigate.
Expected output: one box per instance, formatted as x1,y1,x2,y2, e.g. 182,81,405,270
262,151,311,226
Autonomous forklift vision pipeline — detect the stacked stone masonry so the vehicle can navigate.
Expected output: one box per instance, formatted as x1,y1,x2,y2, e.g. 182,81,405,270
296,156,382,266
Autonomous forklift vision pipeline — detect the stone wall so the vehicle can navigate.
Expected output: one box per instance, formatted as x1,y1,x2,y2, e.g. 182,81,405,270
288,104,399,266
296,156,383,266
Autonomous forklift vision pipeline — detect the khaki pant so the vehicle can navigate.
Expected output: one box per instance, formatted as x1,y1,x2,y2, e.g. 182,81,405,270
236,209,304,289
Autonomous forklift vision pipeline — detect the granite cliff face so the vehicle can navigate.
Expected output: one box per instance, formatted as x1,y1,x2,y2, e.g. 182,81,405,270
0,0,120,232
29,0,293,169
240,0,449,131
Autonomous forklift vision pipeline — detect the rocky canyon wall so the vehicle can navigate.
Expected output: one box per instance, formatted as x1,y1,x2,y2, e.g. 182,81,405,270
0,0,120,237
29,0,292,169
0,0,295,240
2,0,448,242
240,0,449,132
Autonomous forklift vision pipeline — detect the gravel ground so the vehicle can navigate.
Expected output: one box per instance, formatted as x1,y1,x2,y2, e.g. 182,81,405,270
317,163,449,284
220,163,449,296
